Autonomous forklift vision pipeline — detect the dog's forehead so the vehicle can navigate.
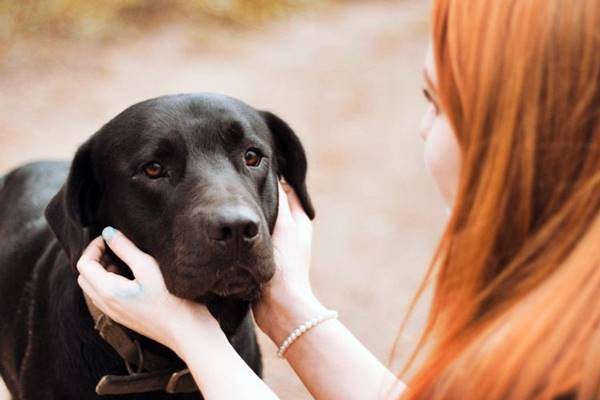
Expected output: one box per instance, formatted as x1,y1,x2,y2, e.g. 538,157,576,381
97,93,273,151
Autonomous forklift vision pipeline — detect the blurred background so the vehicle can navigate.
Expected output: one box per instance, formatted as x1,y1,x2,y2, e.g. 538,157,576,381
0,0,443,398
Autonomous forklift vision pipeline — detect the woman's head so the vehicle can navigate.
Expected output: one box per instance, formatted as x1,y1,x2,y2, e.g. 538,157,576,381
405,0,600,398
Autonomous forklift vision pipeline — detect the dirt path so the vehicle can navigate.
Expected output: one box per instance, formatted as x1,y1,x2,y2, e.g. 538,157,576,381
0,1,443,398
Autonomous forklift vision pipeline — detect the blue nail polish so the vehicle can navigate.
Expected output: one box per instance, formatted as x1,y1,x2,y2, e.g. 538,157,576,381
102,226,117,242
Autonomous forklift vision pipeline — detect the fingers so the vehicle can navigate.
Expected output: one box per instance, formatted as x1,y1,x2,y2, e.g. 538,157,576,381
280,182,311,227
77,273,133,327
79,236,106,264
78,228,165,295
77,275,112,317
77,246,138,300
77,238,116,285
101,227,155,278
277,182,294,224
77,273,103,302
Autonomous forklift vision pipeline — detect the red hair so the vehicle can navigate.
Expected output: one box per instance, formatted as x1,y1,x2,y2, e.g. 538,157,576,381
398,0,600,398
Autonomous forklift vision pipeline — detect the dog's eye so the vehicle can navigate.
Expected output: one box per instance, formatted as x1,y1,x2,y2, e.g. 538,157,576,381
244,149,262,167
143,162,164,178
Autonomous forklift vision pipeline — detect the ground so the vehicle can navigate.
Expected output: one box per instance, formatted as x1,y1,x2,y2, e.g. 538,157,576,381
0,1,444,398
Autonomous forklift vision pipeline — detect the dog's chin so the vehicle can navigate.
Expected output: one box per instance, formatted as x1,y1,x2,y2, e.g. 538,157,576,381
165,277,261,303
210,283,261,301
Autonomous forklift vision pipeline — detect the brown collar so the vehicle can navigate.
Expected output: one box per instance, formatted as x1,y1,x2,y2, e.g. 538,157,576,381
83,294,199,395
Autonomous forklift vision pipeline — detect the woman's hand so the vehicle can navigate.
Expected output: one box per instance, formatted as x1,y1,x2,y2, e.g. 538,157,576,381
78,230,281,400
253,183,327,345
268,182,314,295
76,229,223,356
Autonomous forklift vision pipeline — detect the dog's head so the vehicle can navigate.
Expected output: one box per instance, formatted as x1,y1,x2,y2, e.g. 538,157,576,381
45,93,314,304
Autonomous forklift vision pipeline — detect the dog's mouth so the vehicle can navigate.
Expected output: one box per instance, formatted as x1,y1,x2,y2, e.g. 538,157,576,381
210,269,262,300
166,252,275,302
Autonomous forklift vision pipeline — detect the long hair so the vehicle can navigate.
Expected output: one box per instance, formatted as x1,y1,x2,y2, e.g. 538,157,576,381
399,0,600,398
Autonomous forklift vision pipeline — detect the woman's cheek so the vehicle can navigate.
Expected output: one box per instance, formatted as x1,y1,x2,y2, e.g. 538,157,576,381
419,105,435,140
423,115,461,206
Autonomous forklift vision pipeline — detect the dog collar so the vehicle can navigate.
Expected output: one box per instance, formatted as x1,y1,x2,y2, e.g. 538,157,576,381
83,293,198,395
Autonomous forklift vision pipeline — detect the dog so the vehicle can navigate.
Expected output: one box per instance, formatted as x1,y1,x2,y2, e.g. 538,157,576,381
0,93,314,399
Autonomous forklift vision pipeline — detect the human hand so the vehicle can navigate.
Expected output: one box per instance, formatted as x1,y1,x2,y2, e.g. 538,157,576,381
253,183,326,344
76,228,223,355
269,182,314,294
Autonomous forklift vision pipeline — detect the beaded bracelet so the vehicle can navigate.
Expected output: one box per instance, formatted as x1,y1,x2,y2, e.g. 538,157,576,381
276,310,339,358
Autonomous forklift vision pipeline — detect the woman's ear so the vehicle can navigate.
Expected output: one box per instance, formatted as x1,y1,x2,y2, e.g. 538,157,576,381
45,140,101,272
260,111,315,220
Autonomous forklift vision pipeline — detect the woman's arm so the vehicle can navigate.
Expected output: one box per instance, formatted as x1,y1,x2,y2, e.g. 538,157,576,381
166,311,280,400
259,290,405,400
253,184,406,400
77,234,279,399
76,183,406,399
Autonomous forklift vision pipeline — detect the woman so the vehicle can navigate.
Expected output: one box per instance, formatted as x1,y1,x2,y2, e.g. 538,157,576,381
77,0,600,398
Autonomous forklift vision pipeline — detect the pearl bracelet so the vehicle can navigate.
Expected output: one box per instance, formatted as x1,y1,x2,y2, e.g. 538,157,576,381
276,310,339,358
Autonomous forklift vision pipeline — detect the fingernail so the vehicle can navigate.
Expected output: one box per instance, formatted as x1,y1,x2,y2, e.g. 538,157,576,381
102,226,117,242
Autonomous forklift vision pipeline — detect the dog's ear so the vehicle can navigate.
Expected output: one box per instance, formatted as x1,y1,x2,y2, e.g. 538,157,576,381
260,111,315,219
45,140,100,272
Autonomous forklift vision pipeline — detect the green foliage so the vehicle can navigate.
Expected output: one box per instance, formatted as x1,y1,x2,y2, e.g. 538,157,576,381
0,0,329,41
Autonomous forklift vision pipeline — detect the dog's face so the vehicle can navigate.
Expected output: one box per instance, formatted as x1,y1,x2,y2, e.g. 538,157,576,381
45,94,314,303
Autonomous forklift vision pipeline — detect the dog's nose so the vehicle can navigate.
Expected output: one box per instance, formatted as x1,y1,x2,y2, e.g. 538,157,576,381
207,207,260,245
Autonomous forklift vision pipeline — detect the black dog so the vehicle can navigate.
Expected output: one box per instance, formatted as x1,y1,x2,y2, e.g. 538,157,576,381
0,93,314,399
